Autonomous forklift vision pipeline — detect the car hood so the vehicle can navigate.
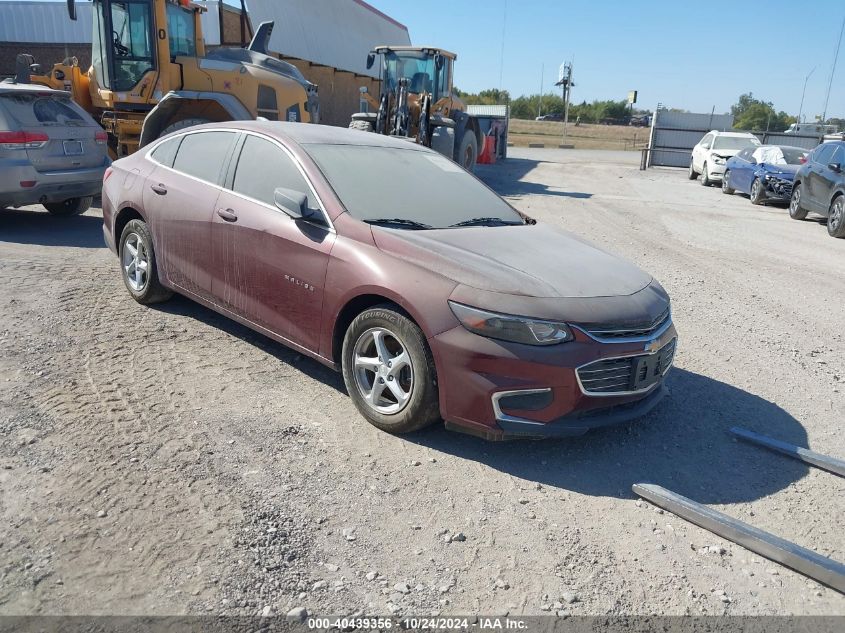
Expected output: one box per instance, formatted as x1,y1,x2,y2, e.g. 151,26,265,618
759,163,800,177
709,148,745,159
371,224,653,299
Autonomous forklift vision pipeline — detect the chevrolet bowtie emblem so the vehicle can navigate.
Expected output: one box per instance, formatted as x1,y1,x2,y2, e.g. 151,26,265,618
644,339,661,354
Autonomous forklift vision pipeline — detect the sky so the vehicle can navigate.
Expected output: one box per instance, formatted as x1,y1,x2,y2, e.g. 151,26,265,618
371,0,845,120
3,0,843,119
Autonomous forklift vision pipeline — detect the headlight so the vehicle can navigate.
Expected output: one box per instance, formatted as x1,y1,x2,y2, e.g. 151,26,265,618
711,155,726,164
448,301,573,345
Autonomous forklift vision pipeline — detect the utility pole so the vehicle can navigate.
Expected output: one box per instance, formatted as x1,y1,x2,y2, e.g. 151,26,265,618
798,66,817,124
555,61,574,146
822,14,845,123
538,63,544,119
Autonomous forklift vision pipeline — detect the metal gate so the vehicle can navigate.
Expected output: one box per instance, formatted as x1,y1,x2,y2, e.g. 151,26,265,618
647,110,735,168
645,109,826,169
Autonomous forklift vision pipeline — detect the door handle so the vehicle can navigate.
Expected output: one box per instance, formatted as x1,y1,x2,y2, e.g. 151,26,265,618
150,183,167,195
217,208,238,222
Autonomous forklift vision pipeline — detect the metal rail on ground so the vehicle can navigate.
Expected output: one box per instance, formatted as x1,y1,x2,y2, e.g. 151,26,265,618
730,426,845,478
632,483,845,594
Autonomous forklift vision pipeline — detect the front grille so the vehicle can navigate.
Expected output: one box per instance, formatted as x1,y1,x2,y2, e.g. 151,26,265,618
768,178,793,198
583,307,670,340
577,339,676,395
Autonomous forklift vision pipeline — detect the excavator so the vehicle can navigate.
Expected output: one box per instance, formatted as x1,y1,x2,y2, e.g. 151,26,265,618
15,0,319,158
349,46,481,171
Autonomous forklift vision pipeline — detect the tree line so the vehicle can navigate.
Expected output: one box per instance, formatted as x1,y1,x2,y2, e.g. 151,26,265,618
455,88,828,133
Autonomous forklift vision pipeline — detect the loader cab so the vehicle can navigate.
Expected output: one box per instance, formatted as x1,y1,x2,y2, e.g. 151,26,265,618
82,0,203,95
371,47,455,102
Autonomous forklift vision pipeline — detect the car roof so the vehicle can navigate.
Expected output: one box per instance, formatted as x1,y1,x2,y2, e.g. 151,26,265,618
0,81,70,96
184,120,434,152
709,130,757,137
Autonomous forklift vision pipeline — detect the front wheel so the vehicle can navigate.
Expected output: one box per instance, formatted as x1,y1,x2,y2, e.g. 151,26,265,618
789,184,808,220
828,196,845,238
721,170,735,194
700,164,711,186
341,306,440,434
44,196,92,216
119,219,172,304
750,178,766,205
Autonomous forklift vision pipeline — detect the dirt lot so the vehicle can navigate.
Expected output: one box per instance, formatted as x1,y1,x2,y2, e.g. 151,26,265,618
508,120,649,150
1,149,843,618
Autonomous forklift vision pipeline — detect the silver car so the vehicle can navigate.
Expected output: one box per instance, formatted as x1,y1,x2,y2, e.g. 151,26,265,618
0,82,109,215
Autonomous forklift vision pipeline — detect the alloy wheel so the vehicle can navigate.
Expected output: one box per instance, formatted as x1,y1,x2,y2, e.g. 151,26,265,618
352,327,414,415
790,188,801,213
831,198,844,231
122,232,149,292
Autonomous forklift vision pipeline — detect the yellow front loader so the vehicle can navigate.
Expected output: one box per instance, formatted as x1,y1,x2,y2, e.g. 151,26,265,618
17,0,318,157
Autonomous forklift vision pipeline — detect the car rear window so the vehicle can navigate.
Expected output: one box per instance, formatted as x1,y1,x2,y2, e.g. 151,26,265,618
0,92,91,127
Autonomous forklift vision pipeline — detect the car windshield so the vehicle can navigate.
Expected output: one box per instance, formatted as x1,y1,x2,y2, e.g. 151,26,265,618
306,144,525,229
712,136,759,150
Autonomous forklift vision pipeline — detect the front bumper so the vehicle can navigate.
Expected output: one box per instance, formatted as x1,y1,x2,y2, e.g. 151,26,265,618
431,321,677,440
762,176,794,200
707,162,727,179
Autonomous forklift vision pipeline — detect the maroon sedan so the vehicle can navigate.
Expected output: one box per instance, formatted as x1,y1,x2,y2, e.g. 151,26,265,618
101,121,676,440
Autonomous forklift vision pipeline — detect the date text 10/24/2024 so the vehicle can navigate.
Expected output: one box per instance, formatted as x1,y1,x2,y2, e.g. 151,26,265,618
307,617,529,630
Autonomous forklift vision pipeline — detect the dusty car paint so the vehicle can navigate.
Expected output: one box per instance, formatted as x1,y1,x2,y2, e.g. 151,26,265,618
102,121,676,439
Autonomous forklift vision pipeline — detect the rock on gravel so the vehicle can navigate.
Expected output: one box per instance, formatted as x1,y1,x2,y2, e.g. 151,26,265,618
286,606,308,621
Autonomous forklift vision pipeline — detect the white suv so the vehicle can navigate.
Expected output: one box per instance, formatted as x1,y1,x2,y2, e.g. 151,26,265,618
689,131,760,186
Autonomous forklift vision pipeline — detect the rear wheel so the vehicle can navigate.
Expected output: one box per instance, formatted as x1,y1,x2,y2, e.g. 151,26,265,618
160,117,212,136
119,219,172,304
458,131,478,171
700,163,711,186
721,170,735,194
688,160,698,180
789,184,808,220
44,196,92,216
341,305,440,434
750,178,766,205
828,196,845,238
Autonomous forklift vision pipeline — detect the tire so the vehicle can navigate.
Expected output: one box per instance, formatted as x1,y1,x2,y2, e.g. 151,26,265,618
44,196,92,216
160,117,212,137
750,177,766,205
688,160,699,180
789,183,808,220
828,195,845,238
349,120,374,133
721,170,735,194
457,130,478,171
700,163,711,186
118,219,172,304
341,305,440,434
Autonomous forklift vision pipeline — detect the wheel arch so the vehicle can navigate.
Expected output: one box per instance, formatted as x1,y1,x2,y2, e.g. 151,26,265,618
138,91,252,148
331,292,427,365
113,205,146,248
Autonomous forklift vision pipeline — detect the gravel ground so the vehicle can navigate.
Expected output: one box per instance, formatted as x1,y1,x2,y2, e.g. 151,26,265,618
0,148,843,618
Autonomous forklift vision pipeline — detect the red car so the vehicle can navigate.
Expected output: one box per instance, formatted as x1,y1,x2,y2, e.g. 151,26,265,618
102,121,676,440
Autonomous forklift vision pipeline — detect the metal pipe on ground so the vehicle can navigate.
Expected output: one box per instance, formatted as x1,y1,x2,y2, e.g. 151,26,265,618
730,426,845,478
632,483,845,594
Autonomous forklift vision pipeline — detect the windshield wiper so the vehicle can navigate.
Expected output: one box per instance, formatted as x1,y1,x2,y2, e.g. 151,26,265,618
449,217,524,228
363,218,432,230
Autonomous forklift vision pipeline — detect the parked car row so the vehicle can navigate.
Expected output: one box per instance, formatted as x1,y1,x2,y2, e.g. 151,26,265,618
689,129,845,239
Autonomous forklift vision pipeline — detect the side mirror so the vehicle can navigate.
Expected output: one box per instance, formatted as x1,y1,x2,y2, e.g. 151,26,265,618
366,53,375,70
749,157,757,165
274,187,308,219
435,54,445,70
829,162,842,173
